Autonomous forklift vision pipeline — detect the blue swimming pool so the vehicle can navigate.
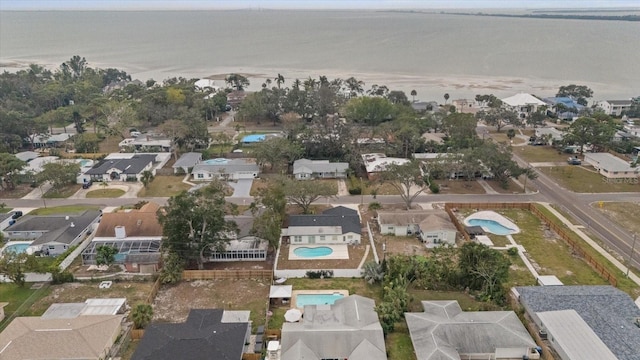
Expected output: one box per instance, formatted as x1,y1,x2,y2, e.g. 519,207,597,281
2,243,31,255
296,293,345,307
293,246,333,258
242,134,266,143
466,219,516,235
203,158,229,165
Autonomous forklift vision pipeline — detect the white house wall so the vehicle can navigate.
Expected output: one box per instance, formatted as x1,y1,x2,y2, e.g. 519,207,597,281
380,224,419,237
288,232,361,245
420,230,457,245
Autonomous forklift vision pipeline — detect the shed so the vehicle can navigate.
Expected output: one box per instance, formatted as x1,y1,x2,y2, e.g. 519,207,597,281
270,285,293,305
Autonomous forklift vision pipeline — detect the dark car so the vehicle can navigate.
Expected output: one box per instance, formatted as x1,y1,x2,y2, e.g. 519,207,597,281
11,211,23,219
82,181,93,189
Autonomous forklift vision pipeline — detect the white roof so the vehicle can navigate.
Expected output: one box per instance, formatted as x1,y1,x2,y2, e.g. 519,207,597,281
361,153,409,173
15,151,40,162
537,275,564,286
501,93,546,107
585,152,638,172
270,285,293,298
194,79,217,89
221,310,251,323
537,309,617,360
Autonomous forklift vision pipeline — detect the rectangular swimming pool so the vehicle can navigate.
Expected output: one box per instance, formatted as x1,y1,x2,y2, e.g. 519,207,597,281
296,293,344,307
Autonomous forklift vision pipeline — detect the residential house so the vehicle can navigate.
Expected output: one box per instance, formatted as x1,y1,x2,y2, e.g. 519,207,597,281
132,309,251,360
597,100,633,116
202,212,268,262
377,210,457,247
501,93,546,118
515,285,640,360
191,158,259,181
361,153,410,178
118,137,172,152
282,206,362,245
420,132,446,144
411,101,438,113
4,210,101,256
405,300,539,360
82,202,162,273
30,133,74,148
85,154,157,182
624,124,640,137
584,152,640,179
172,152,202,174
280,295,386,360
543,97,585,120
293,158,349,180
534,127,564,145
14,151,39,162
0,312,124,360
452,98,481,114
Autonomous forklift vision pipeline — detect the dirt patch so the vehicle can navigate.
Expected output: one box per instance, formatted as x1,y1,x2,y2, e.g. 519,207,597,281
0,184,34,199
30,281,154,316
152,279,269,328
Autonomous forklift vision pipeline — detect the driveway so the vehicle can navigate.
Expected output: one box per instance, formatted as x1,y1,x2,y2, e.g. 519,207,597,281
228,179,253,198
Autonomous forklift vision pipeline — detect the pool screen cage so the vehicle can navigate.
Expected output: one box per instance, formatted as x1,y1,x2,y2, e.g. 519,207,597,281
202,237,268,262
82,240,161,265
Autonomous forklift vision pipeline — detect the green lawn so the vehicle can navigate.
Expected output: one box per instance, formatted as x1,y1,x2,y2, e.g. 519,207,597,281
540,166,640,193
0,283,50,331
387,322,416,360
43,184,81,198
0,207,11,213
515,145,569,163
30,205,100,215
534,204,640,298
489,131,526,145
504,251,537,289
85,189,126,198
500,209,608,286
137,175,191,197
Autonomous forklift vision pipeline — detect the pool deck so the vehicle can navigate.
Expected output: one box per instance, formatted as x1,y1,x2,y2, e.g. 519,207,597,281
291,289,350,309
463,210,520,234
288,244,350,260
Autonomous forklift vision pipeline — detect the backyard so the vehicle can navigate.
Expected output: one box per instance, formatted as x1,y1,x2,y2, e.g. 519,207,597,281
0,283,50,331
137,175,191,197
276,243,368,270
539,166,640,193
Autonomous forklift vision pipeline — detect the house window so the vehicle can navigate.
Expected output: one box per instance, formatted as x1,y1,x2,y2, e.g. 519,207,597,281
347,235,353,240
197,173,204,179
388,226,394,230
309,236,315,242
294,236,302,242
48,245,55,249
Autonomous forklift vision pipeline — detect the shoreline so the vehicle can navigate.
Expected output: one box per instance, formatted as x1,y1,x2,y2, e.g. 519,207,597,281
0,58,631,102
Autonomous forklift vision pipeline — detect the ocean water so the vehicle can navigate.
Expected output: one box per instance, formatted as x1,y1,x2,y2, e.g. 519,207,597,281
1,10,638,100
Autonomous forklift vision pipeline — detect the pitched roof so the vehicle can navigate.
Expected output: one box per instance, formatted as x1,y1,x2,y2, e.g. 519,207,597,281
7,210,101,246
86,154,156,175
281,295,386,360
287,206,361,235
605,100,633,106
419,214,457,232
405,300,536,360
516,285,640,360
585,152,637,172
269,285,293,298
132,309,249,360
293,159,349,174
378,210,449,226
95,202,162,238
0,315,124,360
501,93,546,107
172,152,202,169
192,158,259,174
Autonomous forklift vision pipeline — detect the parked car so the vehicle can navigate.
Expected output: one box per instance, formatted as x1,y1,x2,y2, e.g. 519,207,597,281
82,181,93,189
11,211,23,219
567,156,582,165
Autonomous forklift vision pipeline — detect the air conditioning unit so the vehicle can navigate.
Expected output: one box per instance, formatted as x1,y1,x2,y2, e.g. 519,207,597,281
539,329,548,340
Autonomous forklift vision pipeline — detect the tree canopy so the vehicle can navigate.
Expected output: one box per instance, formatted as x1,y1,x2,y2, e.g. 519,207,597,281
556,84,594,106
377,160,428,210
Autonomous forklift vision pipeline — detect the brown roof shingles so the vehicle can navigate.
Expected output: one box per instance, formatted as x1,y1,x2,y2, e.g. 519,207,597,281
95,202,163,238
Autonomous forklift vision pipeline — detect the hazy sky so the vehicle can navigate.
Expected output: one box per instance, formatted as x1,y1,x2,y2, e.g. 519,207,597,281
1,0,639,11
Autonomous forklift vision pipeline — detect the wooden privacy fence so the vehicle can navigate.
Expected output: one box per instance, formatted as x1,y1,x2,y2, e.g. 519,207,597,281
146,278,162,305
131,329,145,340
182,269,273,281
445,202,618,287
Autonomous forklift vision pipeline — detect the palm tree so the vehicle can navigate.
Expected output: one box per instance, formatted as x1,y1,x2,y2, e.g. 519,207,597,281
345,77,364,98
274,73,285,89
411,89,417,103
444,93,450,104
303,77,318,91
292,78,301,90
131,304,153,329
140,170,154,188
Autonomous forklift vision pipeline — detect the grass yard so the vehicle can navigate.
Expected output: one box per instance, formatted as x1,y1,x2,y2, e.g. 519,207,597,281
137,175,191,197
0,207,11,213
516,145,569,163
485,179,525,194
595,202,640,237
504,252,537,289
98,135,123,153
387,322,416,360
500,209,608,286
43,184,81,198
0,283,50,331
29,281,155,317
435,180,485,194
30,205,100,215
540,166,640,193
489,131,526,145
85,189,126,198
0,184,34,199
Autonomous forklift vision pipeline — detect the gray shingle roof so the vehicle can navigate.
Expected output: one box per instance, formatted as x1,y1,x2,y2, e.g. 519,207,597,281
516,285,640,360
292,159,348,175
172,152,202,169
86,154,156,175
192,158,258,174
30,210,101,246
132,309,249,360
288,206,361,234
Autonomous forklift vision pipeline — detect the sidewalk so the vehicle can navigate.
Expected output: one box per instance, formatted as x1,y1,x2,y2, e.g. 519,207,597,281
538,202,640,287
22,183,52,199
477,179,498,195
